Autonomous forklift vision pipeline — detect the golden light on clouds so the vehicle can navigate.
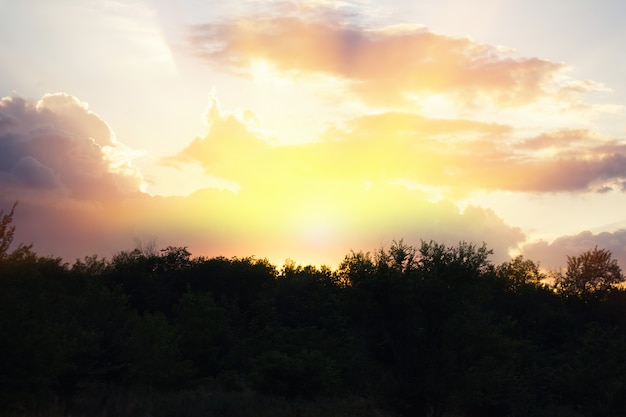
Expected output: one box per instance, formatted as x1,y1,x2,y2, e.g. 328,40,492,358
189,12,575,110
3,0,626,270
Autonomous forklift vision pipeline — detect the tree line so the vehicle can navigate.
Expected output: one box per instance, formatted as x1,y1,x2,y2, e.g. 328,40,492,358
2,204,626,416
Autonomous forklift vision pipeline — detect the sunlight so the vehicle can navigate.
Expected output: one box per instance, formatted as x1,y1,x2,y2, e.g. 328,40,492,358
390,179,449,203
300,212,338,246
250,59,291,86
409,93,458,118
6,0,626,280
251,59,271,83
144,162,240,197
102,144,148,193
288,197,345,249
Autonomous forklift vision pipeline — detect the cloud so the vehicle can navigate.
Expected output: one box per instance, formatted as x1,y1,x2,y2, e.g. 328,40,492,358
160,92,626,266
5,92,621,270
523,229,626,271
162,90,272,181
3,3,624,271
0,93,145,203
0,92,524,267
176,2,626,197
498,129,626,192
329,124,626,194
166,92,626,194
186,3,588,109
11,156,63,189
160,93,527,264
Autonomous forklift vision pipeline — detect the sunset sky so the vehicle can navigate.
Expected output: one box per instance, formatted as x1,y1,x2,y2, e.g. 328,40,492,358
2,0,626,269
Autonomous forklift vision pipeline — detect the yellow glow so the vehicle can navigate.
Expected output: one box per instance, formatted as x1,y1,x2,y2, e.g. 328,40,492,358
7,1,626,273
391,179,449,203
299,211,340,247
251,59,272,83
410,93,458,118
251,59,292,86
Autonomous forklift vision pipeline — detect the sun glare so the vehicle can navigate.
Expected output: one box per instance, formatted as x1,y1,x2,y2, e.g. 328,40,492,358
289,199,344,248
300,212,338,246
251,59,291,86
410,93,458,118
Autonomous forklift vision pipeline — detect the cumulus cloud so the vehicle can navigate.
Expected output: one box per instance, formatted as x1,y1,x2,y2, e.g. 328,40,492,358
11,156,63,189
163,91,272,181
0,93,145,203
523,229,626,271
186,3,595,109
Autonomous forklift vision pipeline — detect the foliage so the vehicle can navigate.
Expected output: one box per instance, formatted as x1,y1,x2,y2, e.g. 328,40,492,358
555,246,624,295
173,290,231,378
126,311,194,389
4,210,626,417
496,255,546,288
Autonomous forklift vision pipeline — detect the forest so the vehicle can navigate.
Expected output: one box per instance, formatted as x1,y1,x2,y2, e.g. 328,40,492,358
2,203,626,417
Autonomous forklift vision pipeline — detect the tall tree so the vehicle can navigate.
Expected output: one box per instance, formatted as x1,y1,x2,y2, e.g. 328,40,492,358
555,247,624,295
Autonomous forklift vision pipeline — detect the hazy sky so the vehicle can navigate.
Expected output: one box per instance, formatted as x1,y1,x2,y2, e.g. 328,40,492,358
2,0,626,269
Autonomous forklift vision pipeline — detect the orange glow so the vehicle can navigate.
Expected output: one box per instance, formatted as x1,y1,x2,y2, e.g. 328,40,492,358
4,1,626,271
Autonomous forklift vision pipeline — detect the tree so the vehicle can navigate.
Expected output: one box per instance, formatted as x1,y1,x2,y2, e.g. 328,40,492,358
375,239,418,274
126,311,194,389
0,202,31,261
417,240,494,281
555,247,624,295
336,250,375,287
496,255,546,289
173,290,230,378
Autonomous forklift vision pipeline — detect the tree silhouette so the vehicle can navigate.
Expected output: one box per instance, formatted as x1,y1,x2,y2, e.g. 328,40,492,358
7,230,626,416
496,255,545,289
0,202,31,260
555,247,624,295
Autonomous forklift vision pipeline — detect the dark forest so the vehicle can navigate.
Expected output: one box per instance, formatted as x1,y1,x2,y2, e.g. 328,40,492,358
2,204,626,417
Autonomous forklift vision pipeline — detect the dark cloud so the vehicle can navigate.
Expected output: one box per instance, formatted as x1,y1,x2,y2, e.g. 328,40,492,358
11,156,63,189
0,93,144,202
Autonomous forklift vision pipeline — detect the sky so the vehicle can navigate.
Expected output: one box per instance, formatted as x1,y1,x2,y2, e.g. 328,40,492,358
2,0,626,270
